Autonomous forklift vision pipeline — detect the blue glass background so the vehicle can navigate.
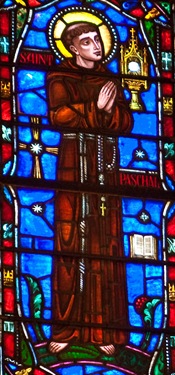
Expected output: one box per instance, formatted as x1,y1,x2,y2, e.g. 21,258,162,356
3,0,171,372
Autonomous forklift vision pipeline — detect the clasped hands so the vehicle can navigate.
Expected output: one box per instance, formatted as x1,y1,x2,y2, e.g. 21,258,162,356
97,81,117,113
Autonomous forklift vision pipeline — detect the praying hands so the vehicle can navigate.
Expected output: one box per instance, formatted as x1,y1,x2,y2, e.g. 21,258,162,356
97,81,117,113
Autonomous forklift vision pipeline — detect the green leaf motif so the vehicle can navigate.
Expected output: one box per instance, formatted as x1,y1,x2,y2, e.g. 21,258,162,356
153,348,164,375
144,299,161,326
24,275,43,319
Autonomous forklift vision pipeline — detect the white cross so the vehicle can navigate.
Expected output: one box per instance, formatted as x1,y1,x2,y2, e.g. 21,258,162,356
0,37,9,53
162,52,172,70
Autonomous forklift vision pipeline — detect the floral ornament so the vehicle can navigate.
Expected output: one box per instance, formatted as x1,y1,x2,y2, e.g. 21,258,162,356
138,209,150,223
135,295,161,324
135,296,150,314
2,125,11,142
2,125,13,175
167,237,175,254
164,143,175,159
135,295,161,350
3,223,13,238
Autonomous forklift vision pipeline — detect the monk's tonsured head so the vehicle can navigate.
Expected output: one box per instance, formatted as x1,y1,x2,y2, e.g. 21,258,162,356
62,22,104,63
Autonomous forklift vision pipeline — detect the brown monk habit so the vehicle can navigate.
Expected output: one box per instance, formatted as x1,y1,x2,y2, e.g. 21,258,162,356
47,59,132,345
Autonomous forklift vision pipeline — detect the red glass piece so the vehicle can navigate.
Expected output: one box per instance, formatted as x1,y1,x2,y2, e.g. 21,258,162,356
0,55,9,62
34,370,47,375
163,117,174,137
1,100,11,121
169,303,175,327
107,0,120,5
0,67,10,79
162,83,173,96
168,267,175,280
0,12,9,35
171,348,175,371
167,203,175,236
3,240,13,247
3,252,14,265
4,288,15,313
130,8,145,18
2,200,13,221
2,144,12,163
28,0,41,6
4,333,15,357
162,72,172,79
161,30,172,50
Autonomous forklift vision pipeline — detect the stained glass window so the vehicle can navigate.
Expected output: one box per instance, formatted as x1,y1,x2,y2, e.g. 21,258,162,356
0,1,175,374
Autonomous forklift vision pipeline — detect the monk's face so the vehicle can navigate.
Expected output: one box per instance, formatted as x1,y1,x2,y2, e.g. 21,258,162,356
70,31,102,62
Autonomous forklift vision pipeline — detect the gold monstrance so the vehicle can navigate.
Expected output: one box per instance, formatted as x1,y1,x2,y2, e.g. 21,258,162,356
120,28,148,111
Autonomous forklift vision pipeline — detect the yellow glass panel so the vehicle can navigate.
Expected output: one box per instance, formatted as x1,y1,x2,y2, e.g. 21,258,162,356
63,11,102,25
99,24,112,56
55,40,72,58
54,20,66,38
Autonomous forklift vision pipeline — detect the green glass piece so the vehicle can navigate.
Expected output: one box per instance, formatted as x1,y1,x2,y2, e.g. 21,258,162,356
153,348,164,375
60,345,100,360
164,143,175,159
17,7,28,39
25,275,42,319
143,20,155,46
21,338,33,366
160,2,171,15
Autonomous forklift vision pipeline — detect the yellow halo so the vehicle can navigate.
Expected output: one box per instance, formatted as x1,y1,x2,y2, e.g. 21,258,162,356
50,9,115,60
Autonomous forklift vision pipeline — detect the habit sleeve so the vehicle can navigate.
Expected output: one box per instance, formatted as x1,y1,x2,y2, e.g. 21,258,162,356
48,78,100,129
48,76,132,133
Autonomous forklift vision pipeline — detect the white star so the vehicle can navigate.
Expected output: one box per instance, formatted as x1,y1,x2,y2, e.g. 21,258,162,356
32,204,43,213
30,143,42,154
140,212,149,222
135,149,145,159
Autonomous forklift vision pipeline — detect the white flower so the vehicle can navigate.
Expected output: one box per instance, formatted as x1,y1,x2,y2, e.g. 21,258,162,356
140,212,149,222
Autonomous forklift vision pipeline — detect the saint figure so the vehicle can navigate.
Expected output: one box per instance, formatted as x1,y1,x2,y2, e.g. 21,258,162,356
47,21,133,354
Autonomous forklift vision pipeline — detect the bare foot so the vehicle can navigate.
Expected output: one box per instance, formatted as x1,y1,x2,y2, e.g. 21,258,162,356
49,342,68,353
99,344,115,355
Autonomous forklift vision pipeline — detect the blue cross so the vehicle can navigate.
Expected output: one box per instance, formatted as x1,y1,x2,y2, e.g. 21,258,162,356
0,36,9,54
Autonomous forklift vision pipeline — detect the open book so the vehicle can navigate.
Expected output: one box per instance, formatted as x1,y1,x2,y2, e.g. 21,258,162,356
130,234,156,259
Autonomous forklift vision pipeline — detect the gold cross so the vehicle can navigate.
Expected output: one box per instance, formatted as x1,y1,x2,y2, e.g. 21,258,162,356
100,201,106,216
19,128,59,178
